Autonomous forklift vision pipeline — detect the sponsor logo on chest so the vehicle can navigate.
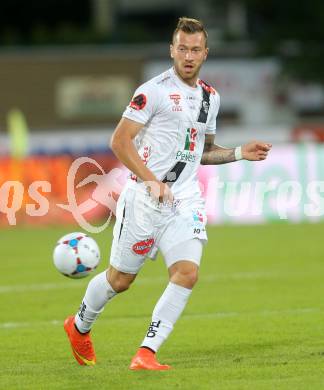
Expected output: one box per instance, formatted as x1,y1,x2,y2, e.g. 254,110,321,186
176,128,198,163
169,93,182,111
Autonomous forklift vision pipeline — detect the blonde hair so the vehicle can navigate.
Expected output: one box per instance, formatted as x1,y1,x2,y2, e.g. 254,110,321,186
172,17,208,46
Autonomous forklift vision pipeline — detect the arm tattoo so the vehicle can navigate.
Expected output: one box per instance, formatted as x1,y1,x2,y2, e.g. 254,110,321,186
201,135,236,165
201,146,236,165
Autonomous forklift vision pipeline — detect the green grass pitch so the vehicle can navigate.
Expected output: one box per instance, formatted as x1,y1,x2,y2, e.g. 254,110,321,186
1,222,324,389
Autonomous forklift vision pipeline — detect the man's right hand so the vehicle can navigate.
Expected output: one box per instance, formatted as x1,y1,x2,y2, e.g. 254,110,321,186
145,180,174,204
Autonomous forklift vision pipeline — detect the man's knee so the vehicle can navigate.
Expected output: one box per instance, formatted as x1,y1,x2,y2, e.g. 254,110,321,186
107,267,137,293
180,267,199,288
110,277,132,293
169,261,199,289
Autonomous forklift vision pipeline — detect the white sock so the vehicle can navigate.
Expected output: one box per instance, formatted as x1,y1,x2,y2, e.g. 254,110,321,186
141,282,192,352
75,271,117,333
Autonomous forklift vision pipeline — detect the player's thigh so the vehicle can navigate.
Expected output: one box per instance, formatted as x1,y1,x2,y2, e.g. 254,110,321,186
159,206,207,268
164,238,203,270
109,189,156,274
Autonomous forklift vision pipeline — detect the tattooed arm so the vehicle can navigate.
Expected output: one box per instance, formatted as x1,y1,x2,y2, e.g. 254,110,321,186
201,134,272,165
200,134,236,165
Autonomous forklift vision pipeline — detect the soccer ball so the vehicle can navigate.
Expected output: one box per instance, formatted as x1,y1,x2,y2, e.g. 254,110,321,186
53,232,100,278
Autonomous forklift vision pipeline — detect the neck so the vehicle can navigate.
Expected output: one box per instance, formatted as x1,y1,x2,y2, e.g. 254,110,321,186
174,67,198,88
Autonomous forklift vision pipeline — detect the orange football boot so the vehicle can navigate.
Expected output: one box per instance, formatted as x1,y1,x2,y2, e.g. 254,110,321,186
64,315,96,366
129,347,171,370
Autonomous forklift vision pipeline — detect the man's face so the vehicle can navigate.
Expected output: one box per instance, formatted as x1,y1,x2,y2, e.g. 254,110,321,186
170,30,208,84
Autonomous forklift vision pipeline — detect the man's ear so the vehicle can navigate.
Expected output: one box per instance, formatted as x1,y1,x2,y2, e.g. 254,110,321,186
170,44,174,59
204,47,209,61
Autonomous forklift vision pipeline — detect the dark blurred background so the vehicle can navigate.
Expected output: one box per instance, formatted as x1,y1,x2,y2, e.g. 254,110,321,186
1,0,323,79
0,0,323,130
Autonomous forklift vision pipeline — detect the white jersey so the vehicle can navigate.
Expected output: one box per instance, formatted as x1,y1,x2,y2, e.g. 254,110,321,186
122,67,220,200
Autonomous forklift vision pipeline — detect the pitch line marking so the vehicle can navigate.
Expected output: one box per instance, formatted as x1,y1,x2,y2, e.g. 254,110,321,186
0,308,320,330
0,271,283,294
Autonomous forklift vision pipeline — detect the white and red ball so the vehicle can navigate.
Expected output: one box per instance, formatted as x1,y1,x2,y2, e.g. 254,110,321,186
53,232,100,278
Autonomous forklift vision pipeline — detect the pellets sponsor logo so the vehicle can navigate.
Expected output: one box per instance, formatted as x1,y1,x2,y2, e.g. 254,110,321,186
132,238,155,255
176,151,196,162
130,94,147,110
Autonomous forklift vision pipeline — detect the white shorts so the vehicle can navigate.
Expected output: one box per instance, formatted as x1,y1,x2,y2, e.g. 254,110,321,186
109,188,207,274
163,238,203,268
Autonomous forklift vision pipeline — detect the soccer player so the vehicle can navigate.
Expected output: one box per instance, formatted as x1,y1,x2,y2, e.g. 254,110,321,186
64,17,272,370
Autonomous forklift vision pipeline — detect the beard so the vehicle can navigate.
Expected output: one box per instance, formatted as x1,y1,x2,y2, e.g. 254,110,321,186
174,61,203,84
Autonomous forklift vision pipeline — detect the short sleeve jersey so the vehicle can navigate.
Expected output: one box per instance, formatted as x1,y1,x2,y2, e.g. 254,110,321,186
122,67,220,200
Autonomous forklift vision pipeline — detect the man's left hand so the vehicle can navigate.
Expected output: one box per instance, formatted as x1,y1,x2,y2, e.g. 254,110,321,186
242,141,272,161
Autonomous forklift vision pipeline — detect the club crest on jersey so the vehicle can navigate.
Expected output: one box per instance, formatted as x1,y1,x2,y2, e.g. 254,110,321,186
176,128,197,162
169,93,182,111
202,100,210,114
130,94,147,110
